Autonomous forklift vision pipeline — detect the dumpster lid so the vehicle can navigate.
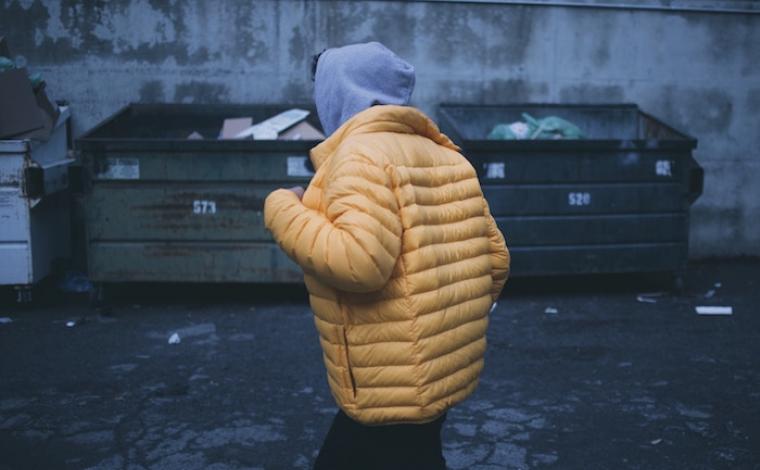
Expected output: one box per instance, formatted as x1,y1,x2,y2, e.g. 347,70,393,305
438,103,697,151
0,106,70,154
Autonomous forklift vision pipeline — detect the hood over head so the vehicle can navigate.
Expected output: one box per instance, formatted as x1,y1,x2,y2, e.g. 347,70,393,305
314,42,416,136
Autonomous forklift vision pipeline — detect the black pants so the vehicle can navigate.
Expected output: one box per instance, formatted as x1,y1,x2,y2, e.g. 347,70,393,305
314,410,447,470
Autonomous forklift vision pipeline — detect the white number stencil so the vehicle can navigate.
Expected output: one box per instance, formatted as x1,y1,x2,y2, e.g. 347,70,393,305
483,162,506,179
655,160,673,177
568,192,592,206
193,200,217,215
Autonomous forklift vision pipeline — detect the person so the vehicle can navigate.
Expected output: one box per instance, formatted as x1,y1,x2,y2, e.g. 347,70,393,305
264,42,510,470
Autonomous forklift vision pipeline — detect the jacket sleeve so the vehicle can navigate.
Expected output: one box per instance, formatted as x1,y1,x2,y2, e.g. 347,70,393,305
264,157,402,293
483,199,510,301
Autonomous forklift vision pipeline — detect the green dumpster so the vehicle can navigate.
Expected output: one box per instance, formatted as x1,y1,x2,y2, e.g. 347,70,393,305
77,104,322,287
438,103,704,282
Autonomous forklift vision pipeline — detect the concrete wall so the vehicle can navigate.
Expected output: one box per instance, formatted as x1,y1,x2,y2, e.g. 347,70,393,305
1,0,758,257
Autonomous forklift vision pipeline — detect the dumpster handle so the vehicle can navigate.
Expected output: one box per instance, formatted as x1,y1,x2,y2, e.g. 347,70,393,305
23,166,44,199
688,157,704,204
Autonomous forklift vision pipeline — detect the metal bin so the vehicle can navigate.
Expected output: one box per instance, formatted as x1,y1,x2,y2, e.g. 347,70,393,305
0,107,73,301
438,104,703,279
77,104,322,288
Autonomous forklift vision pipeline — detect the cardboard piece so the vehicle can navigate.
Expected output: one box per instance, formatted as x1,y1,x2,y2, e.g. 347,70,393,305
235,109,310,140
278,121,325,141
220,117,253,139
0,68,44,139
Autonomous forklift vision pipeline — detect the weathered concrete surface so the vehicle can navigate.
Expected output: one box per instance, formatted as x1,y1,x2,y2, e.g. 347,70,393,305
0,1,758,257
0,261,759,469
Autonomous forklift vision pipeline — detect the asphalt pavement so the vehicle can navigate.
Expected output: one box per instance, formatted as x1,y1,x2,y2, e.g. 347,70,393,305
1,260,758,469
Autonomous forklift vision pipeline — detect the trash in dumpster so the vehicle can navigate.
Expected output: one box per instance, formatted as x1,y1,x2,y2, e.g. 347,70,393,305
168,333,181,344
0,317,12,324
0,38,59,140
0,68,44,139
217,108,313,140
234,108,310,139
695,306,733,316
0,57,39,88
488,113,584,141
489,121,530,140
220,117,253,139
278,120,325,141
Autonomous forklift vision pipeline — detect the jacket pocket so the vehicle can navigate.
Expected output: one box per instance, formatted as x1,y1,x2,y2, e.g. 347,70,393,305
341,327,357,399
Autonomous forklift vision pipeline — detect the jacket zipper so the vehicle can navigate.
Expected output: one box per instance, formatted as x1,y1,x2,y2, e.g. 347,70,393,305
342,327,357,399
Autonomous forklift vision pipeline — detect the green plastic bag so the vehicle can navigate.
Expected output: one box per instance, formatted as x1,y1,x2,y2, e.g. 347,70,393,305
522,113,583,140
487,121,530,140
487,113,584,140
0,56,44,89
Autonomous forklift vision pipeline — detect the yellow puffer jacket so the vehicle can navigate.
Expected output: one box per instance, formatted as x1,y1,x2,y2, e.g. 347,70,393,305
264,105,509,425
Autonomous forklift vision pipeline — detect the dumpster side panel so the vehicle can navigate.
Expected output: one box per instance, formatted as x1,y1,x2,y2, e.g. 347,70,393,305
510,243,688,276
86,184,274,241
484,183,687,216
89,152,314,183
0,155,32,285
0,191,32,285
498,213,687,246
88,241,301,283
471,151,690,183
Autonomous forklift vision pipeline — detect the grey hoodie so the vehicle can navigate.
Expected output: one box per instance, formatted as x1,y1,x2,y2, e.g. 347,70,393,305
314,42,416,136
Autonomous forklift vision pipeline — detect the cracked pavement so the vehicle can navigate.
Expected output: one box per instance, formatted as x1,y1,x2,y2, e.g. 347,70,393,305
1,260,759,469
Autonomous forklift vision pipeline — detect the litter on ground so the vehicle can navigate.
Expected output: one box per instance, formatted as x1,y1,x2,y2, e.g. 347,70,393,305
695,306,733,316
636,292,667,304
168,333,181,344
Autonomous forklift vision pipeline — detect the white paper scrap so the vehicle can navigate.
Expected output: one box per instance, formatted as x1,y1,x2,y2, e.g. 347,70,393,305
235,109,310,139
